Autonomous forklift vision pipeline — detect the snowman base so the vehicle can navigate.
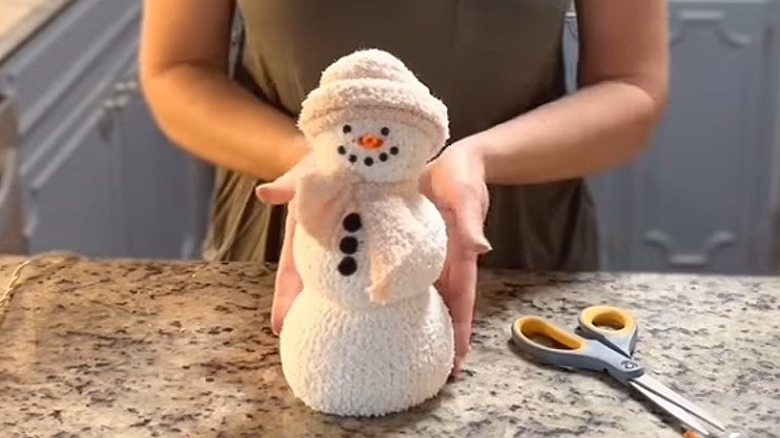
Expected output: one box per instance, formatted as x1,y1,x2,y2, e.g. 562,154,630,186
279,285,455,417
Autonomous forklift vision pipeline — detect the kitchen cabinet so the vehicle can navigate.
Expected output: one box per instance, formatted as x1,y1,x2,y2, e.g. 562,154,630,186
564,0,780,275
115,68,208,259
0,0,213,259
22,71,126,257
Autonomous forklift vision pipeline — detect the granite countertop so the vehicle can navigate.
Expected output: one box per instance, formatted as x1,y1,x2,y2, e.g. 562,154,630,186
0,0,73,64
0,255,777,437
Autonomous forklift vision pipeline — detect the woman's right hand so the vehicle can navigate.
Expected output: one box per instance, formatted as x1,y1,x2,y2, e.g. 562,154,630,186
255,155,315,334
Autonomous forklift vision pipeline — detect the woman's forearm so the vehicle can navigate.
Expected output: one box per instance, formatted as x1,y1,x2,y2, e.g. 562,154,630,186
468,0,668,185
467,80,666,185
141,63,309,181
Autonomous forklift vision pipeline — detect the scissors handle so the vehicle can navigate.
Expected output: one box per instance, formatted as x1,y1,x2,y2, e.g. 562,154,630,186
511,315,644,383
577,305,638,357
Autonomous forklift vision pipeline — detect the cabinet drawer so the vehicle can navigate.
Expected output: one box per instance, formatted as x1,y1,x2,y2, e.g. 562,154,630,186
0,0,140,169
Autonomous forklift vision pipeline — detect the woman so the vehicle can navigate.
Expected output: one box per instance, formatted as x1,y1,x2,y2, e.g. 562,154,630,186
138,0,668,373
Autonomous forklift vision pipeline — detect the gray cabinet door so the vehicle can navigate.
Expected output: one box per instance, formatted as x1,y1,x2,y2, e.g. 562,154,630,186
24,95,126,256
114,69,213,260
567,0,778,274
3,0,138,257
115,72,189,259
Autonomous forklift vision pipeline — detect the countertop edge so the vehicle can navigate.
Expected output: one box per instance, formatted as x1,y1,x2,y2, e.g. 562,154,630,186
0,254,777,284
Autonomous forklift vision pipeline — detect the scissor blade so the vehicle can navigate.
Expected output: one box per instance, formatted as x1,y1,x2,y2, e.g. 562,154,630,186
628,380,715,436
633,373,727,432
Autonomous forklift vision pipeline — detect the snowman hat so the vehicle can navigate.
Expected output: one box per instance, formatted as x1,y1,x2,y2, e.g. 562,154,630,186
298,48,450,149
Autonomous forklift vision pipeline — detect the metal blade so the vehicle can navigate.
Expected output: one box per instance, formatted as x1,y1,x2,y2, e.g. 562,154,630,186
629,380,715,436
633,373,727,432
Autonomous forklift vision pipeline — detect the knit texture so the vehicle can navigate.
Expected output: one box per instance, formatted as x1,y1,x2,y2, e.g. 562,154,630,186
298,48,449,153
279,48,454,416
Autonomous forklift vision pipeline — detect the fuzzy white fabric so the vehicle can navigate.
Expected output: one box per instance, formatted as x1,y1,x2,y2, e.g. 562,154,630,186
280,195,453,416
278,48,455,417
298,48,449,155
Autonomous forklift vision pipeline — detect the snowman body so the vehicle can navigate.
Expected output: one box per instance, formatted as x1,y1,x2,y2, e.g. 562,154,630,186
277,48,455,417
280,189,453,416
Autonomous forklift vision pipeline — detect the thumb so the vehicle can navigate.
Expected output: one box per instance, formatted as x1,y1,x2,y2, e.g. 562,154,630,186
452,184,491,254
256,182,295,206
256,154,315,205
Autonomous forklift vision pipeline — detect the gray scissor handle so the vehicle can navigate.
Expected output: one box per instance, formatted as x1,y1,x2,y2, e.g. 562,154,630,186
511,316,645,383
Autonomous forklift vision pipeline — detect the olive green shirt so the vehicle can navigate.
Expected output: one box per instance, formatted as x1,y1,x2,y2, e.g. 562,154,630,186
202,0,599,271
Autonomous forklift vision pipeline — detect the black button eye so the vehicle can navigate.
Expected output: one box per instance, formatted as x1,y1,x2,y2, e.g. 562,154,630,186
380,127,390,136
343,125,352,134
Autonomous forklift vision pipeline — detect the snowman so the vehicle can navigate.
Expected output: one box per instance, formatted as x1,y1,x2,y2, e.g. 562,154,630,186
277,49,455,417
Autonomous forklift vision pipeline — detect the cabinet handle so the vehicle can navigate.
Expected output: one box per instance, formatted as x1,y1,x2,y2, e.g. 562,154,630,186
643,229,736,268
102,98,120,111
98,96,129,141
99,74,137,141
114,78,138,93
98,101,115,141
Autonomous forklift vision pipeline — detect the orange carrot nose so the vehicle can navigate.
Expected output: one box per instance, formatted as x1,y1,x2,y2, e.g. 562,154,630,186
358,134,384,149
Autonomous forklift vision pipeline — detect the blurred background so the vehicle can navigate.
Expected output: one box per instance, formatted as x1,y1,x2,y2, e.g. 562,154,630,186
0,1,777,276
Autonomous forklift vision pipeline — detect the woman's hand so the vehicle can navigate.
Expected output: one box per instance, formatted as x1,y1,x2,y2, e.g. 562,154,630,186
419,143,491,375
255,143,491,375
255,155,316,334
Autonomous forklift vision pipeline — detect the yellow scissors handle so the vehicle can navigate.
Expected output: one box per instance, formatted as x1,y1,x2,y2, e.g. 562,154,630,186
579,305,636,336
577,305,638,357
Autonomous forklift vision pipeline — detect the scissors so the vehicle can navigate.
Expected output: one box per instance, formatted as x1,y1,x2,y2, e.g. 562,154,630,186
510,305,735,437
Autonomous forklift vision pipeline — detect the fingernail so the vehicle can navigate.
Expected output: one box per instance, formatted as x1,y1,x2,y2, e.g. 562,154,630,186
449,363,462,380
454,355,465,372
475,239,492,254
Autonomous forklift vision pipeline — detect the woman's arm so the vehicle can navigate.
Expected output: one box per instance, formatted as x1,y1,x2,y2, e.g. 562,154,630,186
139,0,308,181
463,0,669,185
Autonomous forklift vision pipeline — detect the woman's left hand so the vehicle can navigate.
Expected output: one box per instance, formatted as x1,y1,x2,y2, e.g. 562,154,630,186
419,142,492,376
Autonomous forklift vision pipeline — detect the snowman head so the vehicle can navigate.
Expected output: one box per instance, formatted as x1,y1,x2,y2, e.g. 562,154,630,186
298,49,449,183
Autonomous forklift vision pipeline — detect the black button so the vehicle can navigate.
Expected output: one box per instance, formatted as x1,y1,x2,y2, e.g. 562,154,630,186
338,257,357,276
349,154,357,163
343,125,352,134
339,236,358,254
390,146,399,155
337,145,346,155
379,153,388,162
342,213,362,232
364,157,374,166
380,127,390,136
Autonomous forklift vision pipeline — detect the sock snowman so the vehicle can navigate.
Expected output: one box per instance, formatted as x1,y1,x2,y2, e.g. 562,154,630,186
278,48,455,417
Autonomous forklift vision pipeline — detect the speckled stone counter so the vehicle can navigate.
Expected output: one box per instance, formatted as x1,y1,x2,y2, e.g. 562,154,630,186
0,256,777,437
